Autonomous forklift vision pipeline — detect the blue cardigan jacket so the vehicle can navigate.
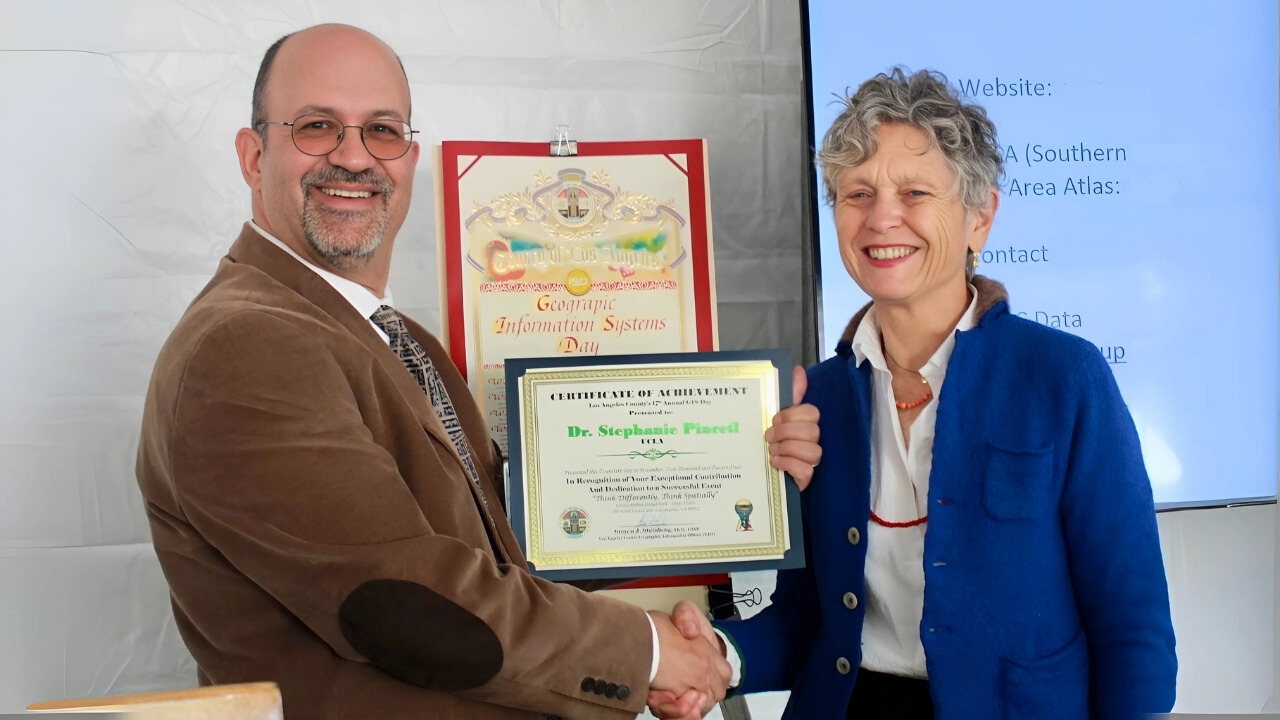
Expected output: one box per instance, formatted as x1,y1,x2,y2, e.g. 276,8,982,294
716,283,1176,719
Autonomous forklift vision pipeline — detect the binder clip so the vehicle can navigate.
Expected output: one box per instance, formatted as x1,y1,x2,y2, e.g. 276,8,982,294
550,123,578,157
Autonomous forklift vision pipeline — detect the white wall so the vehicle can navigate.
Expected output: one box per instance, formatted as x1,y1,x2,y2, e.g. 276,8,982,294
1158,505,1276,712
1266,496,1280,712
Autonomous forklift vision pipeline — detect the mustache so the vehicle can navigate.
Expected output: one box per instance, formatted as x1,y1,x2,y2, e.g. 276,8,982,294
302,168,393,194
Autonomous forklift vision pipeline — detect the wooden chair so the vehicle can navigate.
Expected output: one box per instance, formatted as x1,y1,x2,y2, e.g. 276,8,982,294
26,682,282,719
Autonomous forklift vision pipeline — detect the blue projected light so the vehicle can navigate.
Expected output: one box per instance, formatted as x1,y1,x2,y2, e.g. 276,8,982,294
804,2,1278,506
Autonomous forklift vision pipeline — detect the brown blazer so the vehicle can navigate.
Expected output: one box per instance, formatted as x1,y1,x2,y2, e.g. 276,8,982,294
137,225,651,720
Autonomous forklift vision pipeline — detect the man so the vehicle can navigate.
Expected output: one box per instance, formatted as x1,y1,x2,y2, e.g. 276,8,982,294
136,24,820,720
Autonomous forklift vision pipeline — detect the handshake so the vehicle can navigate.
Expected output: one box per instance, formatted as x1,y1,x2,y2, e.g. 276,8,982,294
644,600,733,720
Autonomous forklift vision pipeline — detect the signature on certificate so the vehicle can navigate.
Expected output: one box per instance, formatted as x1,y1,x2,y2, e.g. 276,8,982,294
632,512,670,528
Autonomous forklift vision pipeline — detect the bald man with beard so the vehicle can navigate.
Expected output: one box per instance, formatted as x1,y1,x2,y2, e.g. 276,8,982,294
135,24,828,720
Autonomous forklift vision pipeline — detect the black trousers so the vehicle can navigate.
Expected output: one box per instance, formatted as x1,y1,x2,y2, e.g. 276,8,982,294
845,669,934,720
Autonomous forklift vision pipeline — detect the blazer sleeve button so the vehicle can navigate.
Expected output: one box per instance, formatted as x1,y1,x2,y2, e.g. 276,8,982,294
593,678,608,695
580,677,595,693
616,685,631,701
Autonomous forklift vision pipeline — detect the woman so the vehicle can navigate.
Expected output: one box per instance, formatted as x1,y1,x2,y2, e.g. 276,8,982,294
651,69,1176,720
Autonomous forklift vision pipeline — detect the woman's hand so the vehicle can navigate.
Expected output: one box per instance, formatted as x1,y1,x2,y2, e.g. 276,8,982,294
765,366,822,490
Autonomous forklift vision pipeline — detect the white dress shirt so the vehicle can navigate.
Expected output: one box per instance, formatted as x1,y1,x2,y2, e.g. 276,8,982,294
250,221,394,340
249,221,661,681
851,290,978,679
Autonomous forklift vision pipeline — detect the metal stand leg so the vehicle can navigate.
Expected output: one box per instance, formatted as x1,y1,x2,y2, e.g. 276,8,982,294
709,583,753,720
719,694,753,720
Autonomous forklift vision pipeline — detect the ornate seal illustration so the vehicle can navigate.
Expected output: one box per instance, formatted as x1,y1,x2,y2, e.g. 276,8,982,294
561,507,589,538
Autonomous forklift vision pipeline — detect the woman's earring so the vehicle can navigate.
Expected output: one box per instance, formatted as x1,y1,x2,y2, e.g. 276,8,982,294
968,249,979,270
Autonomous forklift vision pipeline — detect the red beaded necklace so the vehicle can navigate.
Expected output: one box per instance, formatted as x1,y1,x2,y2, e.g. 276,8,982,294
870,510,928,528
894,385,933,411
883,346,933,411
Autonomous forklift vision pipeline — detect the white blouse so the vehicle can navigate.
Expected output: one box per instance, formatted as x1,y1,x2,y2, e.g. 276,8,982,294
850,291,977,679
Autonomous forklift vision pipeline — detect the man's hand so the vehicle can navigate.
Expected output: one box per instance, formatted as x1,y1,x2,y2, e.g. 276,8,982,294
670,599,723,653
646,605,730,719
646,602,728,719
766,366,821,490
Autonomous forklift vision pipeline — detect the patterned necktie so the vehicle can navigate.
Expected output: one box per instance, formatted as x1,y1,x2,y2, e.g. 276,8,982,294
369,305,484,501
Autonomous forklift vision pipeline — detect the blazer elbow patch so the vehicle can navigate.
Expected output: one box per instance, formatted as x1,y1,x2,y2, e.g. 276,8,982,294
339,578,503,690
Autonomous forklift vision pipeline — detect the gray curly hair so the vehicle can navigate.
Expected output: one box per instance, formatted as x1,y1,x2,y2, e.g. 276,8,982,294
818,68,1003,211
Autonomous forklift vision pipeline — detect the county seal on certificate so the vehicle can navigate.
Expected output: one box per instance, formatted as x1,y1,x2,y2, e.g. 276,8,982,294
505,349,805,580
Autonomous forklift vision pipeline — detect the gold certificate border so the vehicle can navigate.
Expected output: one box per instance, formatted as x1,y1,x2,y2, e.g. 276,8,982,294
521,361,786,570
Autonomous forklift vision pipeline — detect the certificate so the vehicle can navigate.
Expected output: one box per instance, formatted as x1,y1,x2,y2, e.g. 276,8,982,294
505,350,805,581
436,140,717,455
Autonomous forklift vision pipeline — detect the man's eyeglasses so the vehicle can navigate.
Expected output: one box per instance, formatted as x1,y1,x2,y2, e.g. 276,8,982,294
256,114,417,160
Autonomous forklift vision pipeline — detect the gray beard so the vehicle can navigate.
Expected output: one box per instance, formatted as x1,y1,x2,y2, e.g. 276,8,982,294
302,202,388,269
299,169,393,270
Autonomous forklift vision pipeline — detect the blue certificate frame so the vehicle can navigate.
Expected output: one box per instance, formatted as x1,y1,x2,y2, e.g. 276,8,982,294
505,348,806,581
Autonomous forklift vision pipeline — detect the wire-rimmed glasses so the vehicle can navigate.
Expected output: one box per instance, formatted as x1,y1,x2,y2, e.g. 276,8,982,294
256,114,417,160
